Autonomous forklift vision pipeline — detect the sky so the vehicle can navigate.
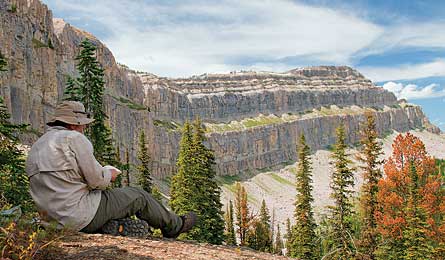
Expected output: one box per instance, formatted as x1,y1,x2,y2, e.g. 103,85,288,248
42,0,445,131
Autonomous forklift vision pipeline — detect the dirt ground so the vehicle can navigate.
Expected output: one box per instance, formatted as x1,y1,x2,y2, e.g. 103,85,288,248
38,233,291,260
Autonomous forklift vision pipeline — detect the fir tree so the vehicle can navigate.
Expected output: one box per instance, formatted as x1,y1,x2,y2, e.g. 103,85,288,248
357,113,383,259
328,125,356,259
258,199,273,252
275,224,284,255
401,162,433,260
137,130,152,193
75,38,115,166
285,217,293,254
290,134,318,259
151,185,163,202
225,200,237,246
63,76,81,101
235,182,250,246
0,53,33,212
170,119,224,244
246,217,270,252
112,145,123,188
123,147,131,186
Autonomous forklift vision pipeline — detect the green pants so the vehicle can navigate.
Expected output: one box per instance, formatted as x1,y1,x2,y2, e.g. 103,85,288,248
81,187,183,237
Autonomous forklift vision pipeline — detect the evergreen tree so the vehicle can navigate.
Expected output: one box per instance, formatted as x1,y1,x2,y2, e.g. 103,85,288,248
357,113,383,259
151,185,163,202
246,199,272,252
275,224,284,255
0,53,33,212
258,199,273,252
285,218,293,254
246,217,271,251
290,134,318,259
112,145,123,188
137,130,152,193
170,119,224,244
75,38,115,166
224,200,237,246
170,122,193,217
401,162,433,260
123,147,131,186
63,76,81,101
235,182,250,246
328,125,356,259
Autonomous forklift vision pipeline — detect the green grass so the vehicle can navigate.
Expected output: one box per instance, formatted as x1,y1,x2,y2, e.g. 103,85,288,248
270,173,294,186
153,120,181,131
32,38,48,48
117,96,149,111
243,116,283,128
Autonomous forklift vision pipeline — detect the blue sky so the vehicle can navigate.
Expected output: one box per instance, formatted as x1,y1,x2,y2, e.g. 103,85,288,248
42,0,445,130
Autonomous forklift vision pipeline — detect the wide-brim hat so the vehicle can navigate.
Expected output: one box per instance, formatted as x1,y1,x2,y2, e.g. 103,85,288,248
47,101,95,126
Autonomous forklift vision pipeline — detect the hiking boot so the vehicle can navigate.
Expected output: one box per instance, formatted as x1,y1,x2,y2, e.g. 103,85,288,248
102,217,151,238
163,212,198,239
179,212,197,235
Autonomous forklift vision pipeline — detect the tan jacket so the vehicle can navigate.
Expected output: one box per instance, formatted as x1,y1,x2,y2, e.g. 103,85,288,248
26,126,112,231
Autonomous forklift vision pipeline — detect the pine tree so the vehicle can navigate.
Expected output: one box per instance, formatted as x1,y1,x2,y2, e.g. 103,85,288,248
112,145,123,188
235,182,250,246
170,122,193,217
328,125,356,259
151,185,163,202
224,200,237,246
402,162,433,260
75,38,115,166
290,134,318,259
275,224,284,255
63,76,81,101
246,199,272,252
123,147,131,186
0,53,33,212
170,119,224,244
258,199,272,252
357,113,383,259
285,217,293,254
137,130,152,193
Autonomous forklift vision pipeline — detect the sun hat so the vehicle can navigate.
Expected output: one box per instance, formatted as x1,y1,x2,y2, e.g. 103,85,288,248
47,101,94,126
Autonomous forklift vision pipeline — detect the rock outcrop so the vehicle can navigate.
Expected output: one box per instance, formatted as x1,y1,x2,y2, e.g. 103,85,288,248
0,0,440,179
143,67,397,123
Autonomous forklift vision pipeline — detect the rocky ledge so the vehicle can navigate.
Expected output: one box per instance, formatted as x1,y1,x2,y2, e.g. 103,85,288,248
39,233,291,260
143,66,397,123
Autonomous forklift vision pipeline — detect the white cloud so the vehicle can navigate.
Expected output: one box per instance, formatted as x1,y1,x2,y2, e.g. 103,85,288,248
359,59,445,82
45,0,383,77
381,81,445,100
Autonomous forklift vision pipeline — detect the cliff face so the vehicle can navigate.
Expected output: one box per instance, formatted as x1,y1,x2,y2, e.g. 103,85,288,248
143,67,397,123
0,0,149,157
0,0,440,179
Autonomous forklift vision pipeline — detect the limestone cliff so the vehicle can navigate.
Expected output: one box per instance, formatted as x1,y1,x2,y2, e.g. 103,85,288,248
0,0,440,180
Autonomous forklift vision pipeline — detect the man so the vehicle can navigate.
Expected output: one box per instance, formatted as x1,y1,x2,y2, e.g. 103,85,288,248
26,101,196,237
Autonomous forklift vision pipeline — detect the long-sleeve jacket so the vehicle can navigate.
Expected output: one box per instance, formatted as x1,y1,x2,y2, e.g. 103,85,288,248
25,126,112,231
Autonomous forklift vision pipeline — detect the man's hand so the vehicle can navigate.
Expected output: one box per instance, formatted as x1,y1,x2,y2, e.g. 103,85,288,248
110,169,121,182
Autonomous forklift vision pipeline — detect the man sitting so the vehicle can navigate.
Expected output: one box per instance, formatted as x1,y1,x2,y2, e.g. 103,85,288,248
26,101,196,237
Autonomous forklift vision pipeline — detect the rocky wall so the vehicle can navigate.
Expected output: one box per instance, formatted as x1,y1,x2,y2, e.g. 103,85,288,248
150,105,432,177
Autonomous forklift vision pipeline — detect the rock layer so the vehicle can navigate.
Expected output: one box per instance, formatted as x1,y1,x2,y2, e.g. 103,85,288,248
0,0,440,179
